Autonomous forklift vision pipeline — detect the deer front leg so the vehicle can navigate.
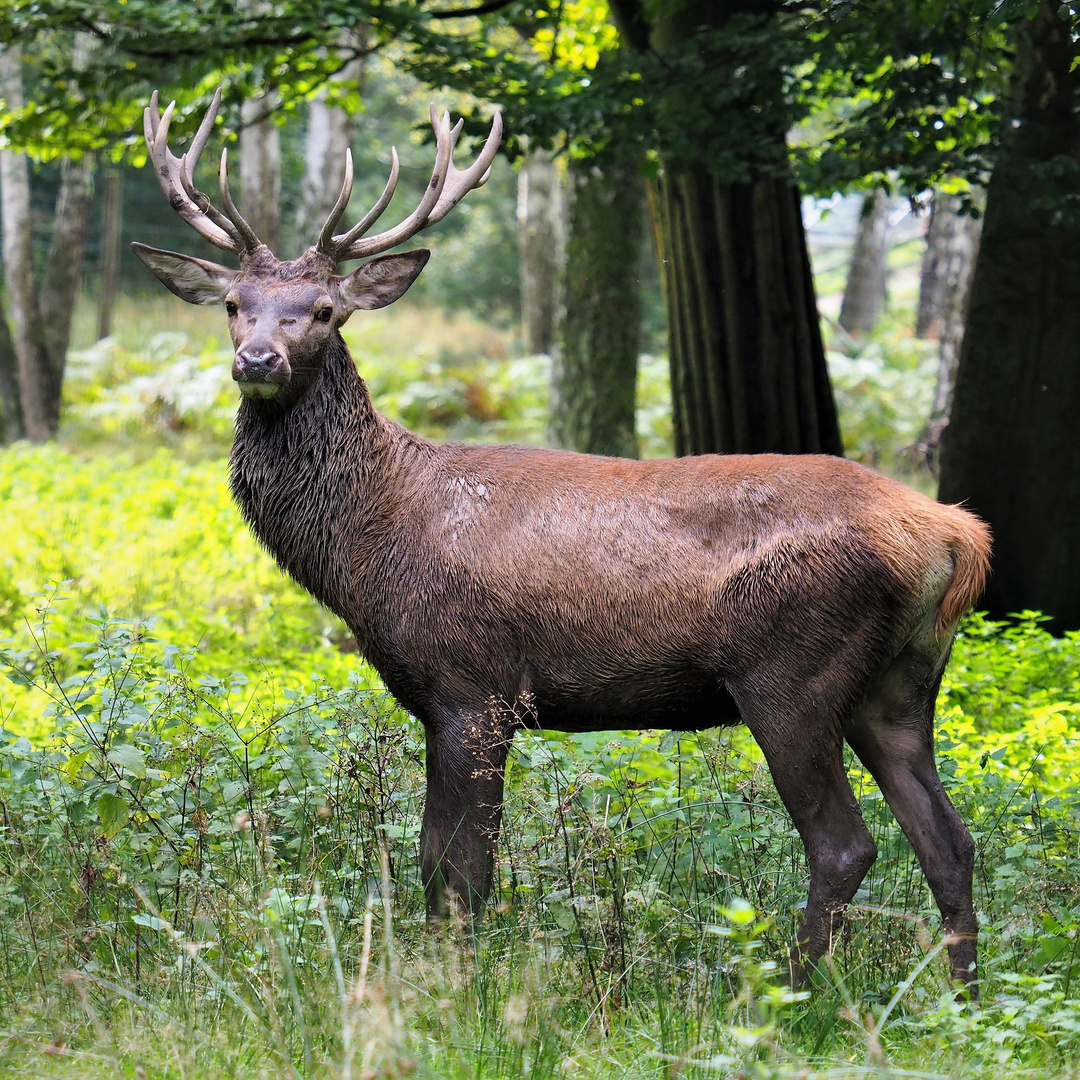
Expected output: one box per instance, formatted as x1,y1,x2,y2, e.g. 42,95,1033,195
420,705,513,918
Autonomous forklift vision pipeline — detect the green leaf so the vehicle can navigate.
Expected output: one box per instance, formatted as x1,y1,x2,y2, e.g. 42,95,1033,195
132,912,167,932
107,743,147,777
97,791,130,838
222,780,249,804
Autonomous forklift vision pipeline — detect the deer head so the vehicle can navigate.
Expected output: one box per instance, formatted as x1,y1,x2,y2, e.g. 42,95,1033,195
132,88,502,401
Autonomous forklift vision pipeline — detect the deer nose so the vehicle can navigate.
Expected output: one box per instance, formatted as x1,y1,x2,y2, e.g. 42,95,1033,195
233,349,291,386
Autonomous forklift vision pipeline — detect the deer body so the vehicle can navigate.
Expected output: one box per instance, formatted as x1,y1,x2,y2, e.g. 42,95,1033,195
233,342,958,733
134,90,990,990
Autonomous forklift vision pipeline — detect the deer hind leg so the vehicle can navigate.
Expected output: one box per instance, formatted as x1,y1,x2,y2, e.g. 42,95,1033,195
420,703,514,920
844,644,977,991
736,699,878,988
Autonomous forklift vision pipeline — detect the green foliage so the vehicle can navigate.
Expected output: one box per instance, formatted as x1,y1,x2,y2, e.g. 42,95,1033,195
0,0,1028,207
791,1,1008,199
1,412,1079,1076
1,599,1080,1076
0,445,369,738
826,325,938,481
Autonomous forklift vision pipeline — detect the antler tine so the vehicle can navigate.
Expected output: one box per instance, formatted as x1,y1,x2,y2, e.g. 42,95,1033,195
184,86,222,189
316,148,356,255
218,147,265,253
324,147,400,257
144,89,242,255
333,106,502,263
178,152,243,244
428,109,503,225
333,107,452,262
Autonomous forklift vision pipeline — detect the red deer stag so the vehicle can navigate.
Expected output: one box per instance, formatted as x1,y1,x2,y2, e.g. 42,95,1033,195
132,89,990,990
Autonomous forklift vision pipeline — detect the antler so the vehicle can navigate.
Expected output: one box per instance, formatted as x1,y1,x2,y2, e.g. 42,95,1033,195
144,88,264,256
316,105,503,264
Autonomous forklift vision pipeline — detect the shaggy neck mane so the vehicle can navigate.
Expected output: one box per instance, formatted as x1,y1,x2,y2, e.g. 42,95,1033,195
228,331,430,631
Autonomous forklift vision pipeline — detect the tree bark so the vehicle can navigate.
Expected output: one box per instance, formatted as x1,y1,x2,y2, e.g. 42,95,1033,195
97,168,123,340
0,46,51,442
612,0,842,457
0,305,24,443
938,3,1080,631
838,191,889,336
915,191,982,467
517,147,565,355
548,148,643,458
239,92,282,254
652,170,842,456
41,155,94,379
0,41,95,440
916,191,981,343
295,54,363,252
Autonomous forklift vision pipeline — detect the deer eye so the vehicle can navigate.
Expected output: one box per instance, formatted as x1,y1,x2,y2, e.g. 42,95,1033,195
225,300,238,317
315,306,334,323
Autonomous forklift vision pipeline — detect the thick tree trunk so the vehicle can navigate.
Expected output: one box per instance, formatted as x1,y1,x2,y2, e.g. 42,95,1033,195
548,149,643,458
517,148,565,355
652,170,842,456
611,0,842,457
938,3,1080,631
838,191,889,336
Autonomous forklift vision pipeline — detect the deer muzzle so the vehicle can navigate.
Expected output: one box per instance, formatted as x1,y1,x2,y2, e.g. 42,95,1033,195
233,350,292,397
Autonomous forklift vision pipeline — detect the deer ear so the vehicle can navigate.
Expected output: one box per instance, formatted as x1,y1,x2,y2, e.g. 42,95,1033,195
131,242,236,305
338,250,431,312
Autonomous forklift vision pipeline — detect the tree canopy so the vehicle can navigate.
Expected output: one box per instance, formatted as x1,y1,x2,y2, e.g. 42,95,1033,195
0,0,1021,201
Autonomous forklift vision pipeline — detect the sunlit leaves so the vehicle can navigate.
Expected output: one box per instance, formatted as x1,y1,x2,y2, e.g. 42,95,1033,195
531,0,618,72
790,0,1010,195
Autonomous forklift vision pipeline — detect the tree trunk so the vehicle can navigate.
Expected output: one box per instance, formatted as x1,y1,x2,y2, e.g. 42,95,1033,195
0,46,52,442
240,93,281,254
41,154,95,380
0,40,95,440
611,0,842,457
0,306,24,442
838,191,889,336
517,148,565,355
916,191,982,466
938,3,1080,631
652,171,842,456
916,191,981,342
295,54,363,252
548,149,643,458
97,168,123,340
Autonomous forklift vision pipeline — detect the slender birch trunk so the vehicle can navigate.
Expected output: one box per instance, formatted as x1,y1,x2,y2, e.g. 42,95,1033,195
517,147,565,356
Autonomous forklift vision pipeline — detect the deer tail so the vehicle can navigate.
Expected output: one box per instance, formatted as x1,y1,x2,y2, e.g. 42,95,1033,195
935,507,992,636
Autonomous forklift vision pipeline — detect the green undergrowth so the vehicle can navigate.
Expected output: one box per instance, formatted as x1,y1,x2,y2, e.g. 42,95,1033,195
2,444,1080,1077
60,290,931,481
0,605,1079,1078
0,445,369,740
60,296,676,462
